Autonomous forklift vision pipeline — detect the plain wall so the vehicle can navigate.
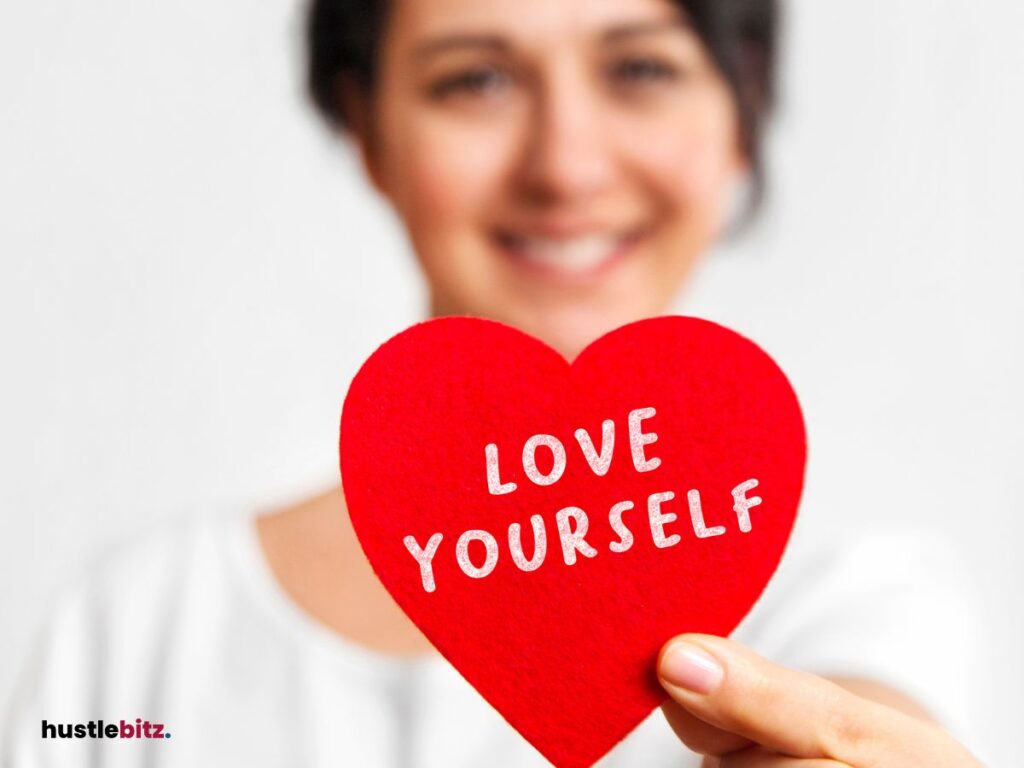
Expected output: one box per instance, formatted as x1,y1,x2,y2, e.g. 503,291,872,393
1,0,1021,763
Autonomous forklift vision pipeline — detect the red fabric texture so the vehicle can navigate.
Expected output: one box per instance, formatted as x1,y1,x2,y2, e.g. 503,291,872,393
340,316,806,767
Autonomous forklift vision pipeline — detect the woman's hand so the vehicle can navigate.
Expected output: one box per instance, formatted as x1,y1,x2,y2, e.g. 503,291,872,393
656,635,982,767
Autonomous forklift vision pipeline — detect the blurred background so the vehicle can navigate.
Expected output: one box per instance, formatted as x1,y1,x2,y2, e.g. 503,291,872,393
1,0,1021,763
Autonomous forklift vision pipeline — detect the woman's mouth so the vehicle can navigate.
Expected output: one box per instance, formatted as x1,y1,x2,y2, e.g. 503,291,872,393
492,228,646,281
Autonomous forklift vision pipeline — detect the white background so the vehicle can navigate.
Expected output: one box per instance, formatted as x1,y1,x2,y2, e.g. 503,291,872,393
1,0,1021,763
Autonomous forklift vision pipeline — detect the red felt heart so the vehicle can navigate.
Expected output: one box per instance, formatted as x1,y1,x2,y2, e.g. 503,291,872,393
340,316,805,768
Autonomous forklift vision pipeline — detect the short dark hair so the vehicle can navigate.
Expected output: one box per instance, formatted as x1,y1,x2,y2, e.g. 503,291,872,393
306,0,779,208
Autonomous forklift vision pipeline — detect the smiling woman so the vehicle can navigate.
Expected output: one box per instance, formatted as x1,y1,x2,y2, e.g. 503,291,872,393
309,0,776,360
2,1,986,767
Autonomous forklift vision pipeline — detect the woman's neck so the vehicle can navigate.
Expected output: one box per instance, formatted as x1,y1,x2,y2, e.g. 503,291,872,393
255,484,437,657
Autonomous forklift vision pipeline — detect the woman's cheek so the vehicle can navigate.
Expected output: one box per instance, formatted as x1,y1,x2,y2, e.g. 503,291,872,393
663,129,735,207
388,121,515,309
395,117,514,234
621,97,741,223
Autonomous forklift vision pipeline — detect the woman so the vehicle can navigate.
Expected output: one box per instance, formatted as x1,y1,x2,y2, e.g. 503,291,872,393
4,0,983,765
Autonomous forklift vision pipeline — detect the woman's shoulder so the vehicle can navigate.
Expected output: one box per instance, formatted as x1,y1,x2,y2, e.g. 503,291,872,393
735,519,983,746
2,508,256,751
61,508,248,615
14,506,267,695
738,519,975,645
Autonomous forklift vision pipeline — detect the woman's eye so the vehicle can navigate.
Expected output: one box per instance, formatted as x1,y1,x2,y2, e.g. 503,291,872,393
608,56,682,86
428,65,511,100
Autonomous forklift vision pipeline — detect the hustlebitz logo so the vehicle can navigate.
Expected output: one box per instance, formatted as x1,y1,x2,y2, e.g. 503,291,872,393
41,719,171,739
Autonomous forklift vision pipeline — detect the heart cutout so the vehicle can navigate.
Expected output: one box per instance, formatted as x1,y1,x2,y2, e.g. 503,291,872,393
340,316,806,767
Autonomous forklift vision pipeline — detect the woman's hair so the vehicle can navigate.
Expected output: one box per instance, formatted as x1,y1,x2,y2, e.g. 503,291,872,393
305,0,779,208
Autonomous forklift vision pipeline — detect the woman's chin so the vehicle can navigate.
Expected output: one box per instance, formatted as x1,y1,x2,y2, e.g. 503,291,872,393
513,306,644,362
431,292,659,362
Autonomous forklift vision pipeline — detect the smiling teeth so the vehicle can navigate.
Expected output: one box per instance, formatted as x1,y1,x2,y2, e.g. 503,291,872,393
510,235,623,272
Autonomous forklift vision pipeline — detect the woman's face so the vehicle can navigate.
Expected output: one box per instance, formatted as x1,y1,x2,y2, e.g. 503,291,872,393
356,0,746,359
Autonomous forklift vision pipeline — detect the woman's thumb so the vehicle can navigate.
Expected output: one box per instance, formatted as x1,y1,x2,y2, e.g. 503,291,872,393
656,634,883,763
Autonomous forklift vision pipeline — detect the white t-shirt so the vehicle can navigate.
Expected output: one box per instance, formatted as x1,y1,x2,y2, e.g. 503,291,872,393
3,508,982,767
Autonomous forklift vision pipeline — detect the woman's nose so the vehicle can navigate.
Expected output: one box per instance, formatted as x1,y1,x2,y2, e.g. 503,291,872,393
514,69,618,207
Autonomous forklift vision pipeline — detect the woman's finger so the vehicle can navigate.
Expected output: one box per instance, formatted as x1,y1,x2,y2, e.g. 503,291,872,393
719,746,849,767
655,696,753,757
656,634,892,763
660,697,752,756
658,635,983,767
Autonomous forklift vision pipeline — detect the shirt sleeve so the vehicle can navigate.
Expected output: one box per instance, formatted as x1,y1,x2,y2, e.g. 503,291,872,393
733,521,986,759
2,519,197,768
2,579,104,768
